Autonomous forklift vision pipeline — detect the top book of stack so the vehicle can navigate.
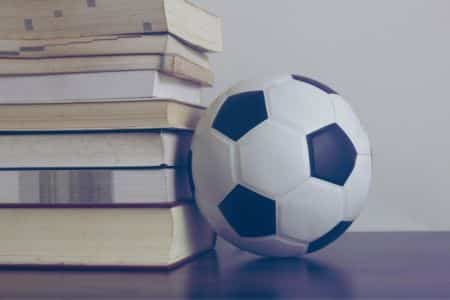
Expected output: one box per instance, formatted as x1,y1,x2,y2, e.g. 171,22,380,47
0,0,223,53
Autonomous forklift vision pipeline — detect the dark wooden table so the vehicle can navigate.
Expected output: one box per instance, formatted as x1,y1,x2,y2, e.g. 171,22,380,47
0,233,449,299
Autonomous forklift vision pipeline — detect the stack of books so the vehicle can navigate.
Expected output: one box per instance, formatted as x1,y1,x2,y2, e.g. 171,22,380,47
0,0,222,269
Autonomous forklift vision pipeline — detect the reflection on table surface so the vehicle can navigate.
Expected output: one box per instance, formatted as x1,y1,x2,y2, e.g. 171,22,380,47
0,233,449,299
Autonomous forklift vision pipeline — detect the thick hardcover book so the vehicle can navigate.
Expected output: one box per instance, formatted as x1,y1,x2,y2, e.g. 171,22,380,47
0,72,203,104
0,168,192,206
0,130,193,169
0,0,223,52
0,100,204,131
0,34,209,69
0,55,213,86
0,203,216,269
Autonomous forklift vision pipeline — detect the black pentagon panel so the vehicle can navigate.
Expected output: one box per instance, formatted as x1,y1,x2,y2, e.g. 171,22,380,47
292,74,338,95
307,221,353,253
307,123,357,186
187,150,196,197
212,91,268,141
219,185,276,238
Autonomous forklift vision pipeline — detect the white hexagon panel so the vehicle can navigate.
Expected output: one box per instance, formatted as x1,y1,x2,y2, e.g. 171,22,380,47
236,236,307,258
266,76,335,134
343,155,372,221
237,121,310,198
278,178,345,243
331,94,371,155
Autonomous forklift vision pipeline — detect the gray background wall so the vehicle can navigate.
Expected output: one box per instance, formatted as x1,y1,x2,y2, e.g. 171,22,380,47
194,0,450,231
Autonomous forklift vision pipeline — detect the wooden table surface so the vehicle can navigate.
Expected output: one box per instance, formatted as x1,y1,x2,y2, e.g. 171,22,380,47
0,232,449,299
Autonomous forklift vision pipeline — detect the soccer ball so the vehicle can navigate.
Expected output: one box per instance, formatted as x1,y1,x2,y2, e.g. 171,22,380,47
190,74,372,257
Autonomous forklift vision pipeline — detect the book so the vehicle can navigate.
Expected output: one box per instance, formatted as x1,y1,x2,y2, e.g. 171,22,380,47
0,34,210,69
0,0,223,52
0,72,203,104
0,203,215,269
0,55,213,86
0,130,193,169
0,100,204,131
0,168,192,206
